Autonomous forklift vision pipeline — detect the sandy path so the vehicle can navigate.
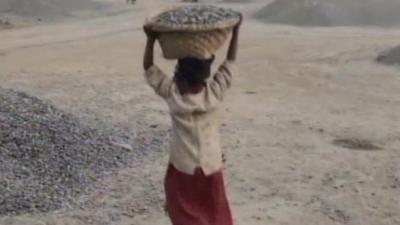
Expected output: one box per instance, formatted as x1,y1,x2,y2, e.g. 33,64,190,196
1,0,400,225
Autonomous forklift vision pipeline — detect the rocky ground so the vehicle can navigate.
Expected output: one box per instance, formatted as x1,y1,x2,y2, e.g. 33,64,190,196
255,0,400,27
1,0,400,225
0,88,137,216
377,45,400,66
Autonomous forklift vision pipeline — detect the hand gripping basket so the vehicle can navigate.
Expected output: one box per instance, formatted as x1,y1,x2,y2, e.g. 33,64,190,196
145,5,241,59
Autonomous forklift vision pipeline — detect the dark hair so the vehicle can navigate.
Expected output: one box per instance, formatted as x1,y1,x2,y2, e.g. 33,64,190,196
174,56,215,95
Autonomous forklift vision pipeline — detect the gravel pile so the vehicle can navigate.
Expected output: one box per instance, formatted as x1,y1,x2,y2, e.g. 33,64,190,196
0,0,103,22
0,88,134,216
377,46,400,66
153,5,240,26
255,0,400,27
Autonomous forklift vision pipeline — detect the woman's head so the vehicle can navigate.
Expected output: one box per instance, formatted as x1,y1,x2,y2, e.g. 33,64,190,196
174,56,215,95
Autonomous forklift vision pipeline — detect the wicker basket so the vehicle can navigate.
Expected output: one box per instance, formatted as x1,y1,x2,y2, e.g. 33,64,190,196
145,6,240,59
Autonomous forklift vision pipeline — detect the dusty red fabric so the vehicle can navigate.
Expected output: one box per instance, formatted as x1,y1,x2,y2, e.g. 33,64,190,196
164,164,233,225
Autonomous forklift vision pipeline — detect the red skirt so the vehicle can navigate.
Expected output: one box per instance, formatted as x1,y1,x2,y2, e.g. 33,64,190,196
164,164,233,225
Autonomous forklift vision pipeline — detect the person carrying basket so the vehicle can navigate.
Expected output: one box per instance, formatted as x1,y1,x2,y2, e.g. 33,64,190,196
142,6,242,225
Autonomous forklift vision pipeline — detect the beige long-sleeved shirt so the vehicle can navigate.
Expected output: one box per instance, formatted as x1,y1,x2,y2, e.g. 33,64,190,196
145,61,237,175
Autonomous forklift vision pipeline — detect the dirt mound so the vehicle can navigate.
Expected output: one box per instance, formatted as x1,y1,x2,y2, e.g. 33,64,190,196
0,0,103,22
0,88,136,215
377,46,400,66
255,0,400,27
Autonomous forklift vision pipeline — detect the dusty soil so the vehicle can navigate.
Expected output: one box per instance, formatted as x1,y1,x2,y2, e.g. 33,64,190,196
0,0,131,28
256,0,400,27
0,0,102,20
1,0,400,225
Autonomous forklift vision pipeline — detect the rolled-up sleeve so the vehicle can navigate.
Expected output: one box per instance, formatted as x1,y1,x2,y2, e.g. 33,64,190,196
209,60,238,101
145,65,173,99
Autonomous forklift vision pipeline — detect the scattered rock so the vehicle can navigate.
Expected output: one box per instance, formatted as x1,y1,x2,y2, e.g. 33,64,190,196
290,120,302,125
252,215,262,221
333,138,382,151
111,142,134,151
0,88,138,215
151,5,240,27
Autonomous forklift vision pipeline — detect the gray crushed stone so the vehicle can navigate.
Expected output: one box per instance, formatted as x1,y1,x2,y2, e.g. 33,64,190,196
255,0,400,27
0,0,103,21
154,5,240,26
377,46,400,66
0,88,136,216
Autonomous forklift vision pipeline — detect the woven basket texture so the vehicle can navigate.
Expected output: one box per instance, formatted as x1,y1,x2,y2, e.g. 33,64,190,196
145,6,240,59
158,28,231,59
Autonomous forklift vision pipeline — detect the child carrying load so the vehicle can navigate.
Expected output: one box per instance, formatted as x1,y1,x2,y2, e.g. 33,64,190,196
142,5,242,225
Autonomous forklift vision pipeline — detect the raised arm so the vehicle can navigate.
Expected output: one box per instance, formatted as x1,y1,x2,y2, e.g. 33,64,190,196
143,26,158,70
208,16,242,103
227,14,242,61
142,27,172,98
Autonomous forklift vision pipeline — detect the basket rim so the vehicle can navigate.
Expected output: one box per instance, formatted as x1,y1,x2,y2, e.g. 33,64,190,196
144,5,241,32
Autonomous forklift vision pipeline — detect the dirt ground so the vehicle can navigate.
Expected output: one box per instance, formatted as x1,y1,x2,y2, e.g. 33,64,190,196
1,0,400,225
